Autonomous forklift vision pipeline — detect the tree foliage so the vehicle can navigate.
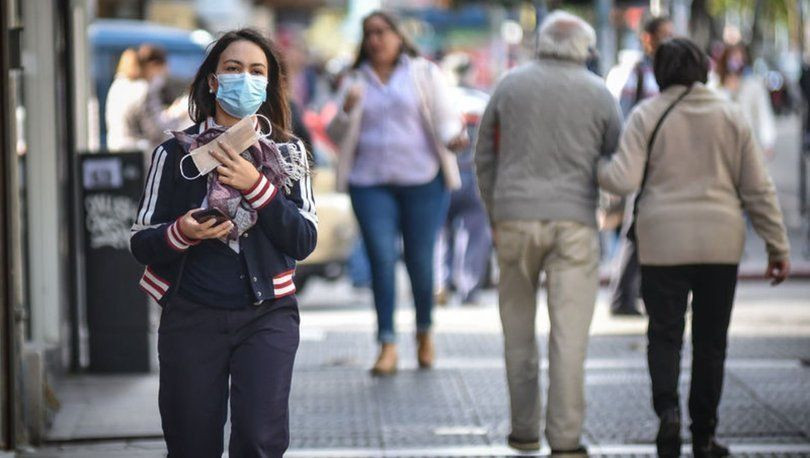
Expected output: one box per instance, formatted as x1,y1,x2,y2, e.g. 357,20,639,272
710,0,795,25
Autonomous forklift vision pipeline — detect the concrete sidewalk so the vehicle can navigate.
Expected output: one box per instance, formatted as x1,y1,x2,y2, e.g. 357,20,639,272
24,281,810,457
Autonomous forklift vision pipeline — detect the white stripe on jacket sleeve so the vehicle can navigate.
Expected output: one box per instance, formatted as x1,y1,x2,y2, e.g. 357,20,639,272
295,141,318,227
139,146,168,225
137,146,165,225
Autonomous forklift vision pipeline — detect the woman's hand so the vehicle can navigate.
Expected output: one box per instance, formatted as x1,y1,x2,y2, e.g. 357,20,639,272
343,85,363,113
446,131,470,152
210,140,261,191
177,208,233,241
766,259,790,286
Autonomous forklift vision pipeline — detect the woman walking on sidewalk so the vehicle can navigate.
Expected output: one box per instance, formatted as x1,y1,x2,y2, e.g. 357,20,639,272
716,43,777,158
327,10,466,375
598,38,790,458
130,29,317,457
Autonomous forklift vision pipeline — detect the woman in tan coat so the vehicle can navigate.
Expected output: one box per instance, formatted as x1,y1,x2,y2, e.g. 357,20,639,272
598,38,790,458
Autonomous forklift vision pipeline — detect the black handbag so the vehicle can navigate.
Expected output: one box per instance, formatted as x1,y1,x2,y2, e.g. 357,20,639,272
627,86,693,241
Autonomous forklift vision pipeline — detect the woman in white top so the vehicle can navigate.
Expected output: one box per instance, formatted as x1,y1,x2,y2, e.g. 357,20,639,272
717,43,777,157
105,48,150,151
106,46,189,152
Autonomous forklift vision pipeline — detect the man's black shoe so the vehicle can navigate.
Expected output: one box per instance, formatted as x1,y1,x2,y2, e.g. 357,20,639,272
507,434,540,452
551,444,588,456
657,408,682,457
692,436,730,457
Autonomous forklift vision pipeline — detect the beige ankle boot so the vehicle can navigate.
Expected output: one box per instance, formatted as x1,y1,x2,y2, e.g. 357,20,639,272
416,332,434,369
371,343,398,376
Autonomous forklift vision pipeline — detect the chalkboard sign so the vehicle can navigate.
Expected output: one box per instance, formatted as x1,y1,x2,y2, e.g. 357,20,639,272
80,152,150,372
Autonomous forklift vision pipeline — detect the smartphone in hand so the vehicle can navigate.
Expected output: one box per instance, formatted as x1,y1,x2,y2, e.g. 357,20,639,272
191,208,230,226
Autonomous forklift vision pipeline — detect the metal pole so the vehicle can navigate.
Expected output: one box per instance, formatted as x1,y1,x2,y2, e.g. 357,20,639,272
798,0,805,62
0,0,21,449
800,0,808,217
0,0,10,449
671,0,692,35
651,0,662,17
596,0,615,76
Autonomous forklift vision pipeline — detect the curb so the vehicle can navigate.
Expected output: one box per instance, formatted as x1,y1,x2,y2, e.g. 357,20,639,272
598,268,810,285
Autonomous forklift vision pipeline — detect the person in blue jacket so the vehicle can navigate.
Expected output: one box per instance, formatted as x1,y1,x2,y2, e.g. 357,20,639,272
129,28,317,458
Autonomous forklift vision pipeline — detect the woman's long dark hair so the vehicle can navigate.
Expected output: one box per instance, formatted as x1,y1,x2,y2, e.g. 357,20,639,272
189,28,291,142
352,10,420,69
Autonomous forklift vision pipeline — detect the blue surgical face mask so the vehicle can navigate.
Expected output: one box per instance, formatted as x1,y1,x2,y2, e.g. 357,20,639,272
214,73,268,118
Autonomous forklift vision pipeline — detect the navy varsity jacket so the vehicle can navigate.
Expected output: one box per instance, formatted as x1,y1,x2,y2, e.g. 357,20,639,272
130,121,318,307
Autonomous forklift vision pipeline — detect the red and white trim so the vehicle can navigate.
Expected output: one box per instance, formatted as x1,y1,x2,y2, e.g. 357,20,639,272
273,269,296,297
165,218,200,252
139,266,170,302
242,174,277,210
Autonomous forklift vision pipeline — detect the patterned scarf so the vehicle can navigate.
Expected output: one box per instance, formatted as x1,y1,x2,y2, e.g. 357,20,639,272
173,119,307,242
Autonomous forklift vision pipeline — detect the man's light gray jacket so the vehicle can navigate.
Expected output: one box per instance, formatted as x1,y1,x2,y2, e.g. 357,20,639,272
475,58,622,228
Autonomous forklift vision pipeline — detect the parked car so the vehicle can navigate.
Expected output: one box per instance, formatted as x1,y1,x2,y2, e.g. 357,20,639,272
294,146,356,292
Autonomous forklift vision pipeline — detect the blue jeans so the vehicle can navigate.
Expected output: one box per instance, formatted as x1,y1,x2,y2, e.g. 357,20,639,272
349,174,450,343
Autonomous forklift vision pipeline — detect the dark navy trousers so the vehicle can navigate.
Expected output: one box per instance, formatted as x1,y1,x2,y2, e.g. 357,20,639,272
158,294,300,458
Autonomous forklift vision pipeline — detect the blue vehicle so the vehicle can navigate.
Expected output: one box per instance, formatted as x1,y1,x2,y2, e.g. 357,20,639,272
89,19,212,148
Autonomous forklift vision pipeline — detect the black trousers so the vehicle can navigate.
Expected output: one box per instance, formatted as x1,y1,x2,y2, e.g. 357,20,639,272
640,264,738,437
158,295,300,458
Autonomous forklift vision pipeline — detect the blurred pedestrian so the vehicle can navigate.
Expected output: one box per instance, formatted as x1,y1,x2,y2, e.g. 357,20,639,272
476,11,621,455
136,44,191,149
616,16,673,116
105,48,148,151
130,29,317,458
327,10,466,376
598,38,790,458
609,15,674,317
717,43,777,158
106,45,189,153
800,60,810,138
434,54,492,306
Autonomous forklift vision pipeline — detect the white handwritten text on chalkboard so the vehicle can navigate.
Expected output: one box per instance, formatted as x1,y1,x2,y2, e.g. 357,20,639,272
85,194,138,250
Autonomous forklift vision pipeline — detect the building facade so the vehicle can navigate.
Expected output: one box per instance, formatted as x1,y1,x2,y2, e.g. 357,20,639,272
0,0,93,448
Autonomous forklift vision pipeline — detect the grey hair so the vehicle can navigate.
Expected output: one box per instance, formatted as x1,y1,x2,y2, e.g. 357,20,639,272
536,11,596,63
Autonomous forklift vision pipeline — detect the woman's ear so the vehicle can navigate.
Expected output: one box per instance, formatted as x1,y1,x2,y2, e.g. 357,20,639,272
207,74,218,94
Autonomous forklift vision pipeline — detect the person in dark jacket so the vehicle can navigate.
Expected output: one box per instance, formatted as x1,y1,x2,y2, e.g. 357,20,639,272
130,29,316,458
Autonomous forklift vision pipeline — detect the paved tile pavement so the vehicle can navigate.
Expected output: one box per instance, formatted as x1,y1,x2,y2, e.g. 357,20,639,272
22,281,810,457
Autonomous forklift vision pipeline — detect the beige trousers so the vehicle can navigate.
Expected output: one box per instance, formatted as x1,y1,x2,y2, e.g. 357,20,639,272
496,220,599,450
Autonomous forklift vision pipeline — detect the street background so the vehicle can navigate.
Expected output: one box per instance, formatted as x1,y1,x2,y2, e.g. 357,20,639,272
1,0,809,456
18,113,810,457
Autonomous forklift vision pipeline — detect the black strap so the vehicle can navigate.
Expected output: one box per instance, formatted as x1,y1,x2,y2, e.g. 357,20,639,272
628,86,693,239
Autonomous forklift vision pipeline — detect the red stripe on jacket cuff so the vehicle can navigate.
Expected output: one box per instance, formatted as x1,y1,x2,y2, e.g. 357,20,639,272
242,175,277,209
166,220,199,251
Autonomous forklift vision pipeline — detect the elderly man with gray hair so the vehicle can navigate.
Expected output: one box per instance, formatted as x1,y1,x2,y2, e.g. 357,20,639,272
475,11,621,454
